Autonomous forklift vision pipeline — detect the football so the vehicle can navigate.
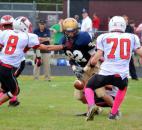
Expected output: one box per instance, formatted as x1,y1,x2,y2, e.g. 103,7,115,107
74,80,84,90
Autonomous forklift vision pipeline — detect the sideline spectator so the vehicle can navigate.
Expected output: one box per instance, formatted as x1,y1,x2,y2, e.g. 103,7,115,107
74,14,81,29
50,19,64,55
33,20,51,81
136,23,142,64
92,13,100,32
81,8,92,38
136,23,142,43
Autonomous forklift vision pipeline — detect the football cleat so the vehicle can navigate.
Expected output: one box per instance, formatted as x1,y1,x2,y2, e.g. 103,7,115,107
108,111,121,120
94,107,103,115
8,100,20,107
75,107,103,117
86,105,99,121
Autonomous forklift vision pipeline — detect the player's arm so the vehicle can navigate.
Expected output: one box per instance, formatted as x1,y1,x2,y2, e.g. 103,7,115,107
37,44,64,51
89,33,104,66
90,49,103,66
135,47,142,57
14,60,25,77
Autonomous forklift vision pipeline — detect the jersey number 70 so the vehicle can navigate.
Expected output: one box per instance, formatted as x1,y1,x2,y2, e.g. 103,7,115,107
107,38,131,59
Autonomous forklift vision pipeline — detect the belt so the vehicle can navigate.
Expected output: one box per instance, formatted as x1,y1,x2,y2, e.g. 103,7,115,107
0,61,13,69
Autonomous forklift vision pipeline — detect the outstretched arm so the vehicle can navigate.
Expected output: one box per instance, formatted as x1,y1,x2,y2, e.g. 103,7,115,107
37,44,64,51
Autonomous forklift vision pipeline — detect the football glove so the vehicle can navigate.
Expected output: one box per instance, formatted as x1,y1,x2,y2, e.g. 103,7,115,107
34,57,42,67
73,66,84,80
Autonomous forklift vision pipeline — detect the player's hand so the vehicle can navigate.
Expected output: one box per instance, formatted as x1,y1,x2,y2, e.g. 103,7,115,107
62,41,73,50
73,66,84,80
34,57,42,67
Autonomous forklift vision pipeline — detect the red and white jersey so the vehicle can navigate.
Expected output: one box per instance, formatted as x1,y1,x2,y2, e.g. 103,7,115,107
0,30,40,67
96,32,141,79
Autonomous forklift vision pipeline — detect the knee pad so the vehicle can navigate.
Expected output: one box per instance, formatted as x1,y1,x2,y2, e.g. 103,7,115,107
95,87,106,98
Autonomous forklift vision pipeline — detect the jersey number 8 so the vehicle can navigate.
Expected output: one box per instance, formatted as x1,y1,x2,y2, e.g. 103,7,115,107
5,35,18,55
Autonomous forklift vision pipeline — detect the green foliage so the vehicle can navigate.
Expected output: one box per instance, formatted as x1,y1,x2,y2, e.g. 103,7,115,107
0,76,142,130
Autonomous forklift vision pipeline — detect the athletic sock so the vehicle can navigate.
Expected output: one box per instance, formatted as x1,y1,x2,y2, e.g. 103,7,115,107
111,87,127,114
10,96,17,102
84,87,95,107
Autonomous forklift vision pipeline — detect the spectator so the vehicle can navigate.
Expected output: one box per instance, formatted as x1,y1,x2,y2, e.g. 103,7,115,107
81,8,92,38
136,23,142,64
74,14,81,29
33,20,51,81
92,13,100,32
136,23,142,43
123,15,138,80
50,19,64,55
129,20,137,33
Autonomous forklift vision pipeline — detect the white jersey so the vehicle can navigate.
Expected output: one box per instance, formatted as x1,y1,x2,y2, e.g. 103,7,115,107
81,16,92,38
97,32,141,79
0,30,40,67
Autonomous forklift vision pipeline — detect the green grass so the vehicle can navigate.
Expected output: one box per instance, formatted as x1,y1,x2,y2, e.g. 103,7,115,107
0,76,142,130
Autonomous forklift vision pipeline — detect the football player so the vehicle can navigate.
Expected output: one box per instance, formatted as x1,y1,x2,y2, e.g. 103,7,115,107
84,16,142,121
76,85,118,116
0,16,63,106
0,15,24,106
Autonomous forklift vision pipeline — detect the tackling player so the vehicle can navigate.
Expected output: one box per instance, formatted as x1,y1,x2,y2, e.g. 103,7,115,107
84,16,142,121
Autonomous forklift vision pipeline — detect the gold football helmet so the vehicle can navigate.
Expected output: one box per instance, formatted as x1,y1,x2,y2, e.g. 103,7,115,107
62,18,78,31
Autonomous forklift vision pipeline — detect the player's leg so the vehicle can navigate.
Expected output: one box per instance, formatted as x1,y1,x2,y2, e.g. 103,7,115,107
95,87,114,107
74,64,100,104
8,61,25,107
85,74,113,121
108,76,128,120
0,66,20,106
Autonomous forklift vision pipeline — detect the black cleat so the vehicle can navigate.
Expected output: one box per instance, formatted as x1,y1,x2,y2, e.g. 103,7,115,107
8,100,20,107
108,111,121,120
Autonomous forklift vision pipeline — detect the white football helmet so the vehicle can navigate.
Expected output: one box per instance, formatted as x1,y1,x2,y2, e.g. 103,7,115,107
0,15,14,25
13,16,32,33
109,16,126,32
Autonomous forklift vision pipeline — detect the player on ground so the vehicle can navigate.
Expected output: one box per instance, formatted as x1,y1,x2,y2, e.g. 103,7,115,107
0,16,63,106
76,85,118,116
84,16,142,121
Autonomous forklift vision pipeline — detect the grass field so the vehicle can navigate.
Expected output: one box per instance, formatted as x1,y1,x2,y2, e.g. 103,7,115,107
0,76,142,130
